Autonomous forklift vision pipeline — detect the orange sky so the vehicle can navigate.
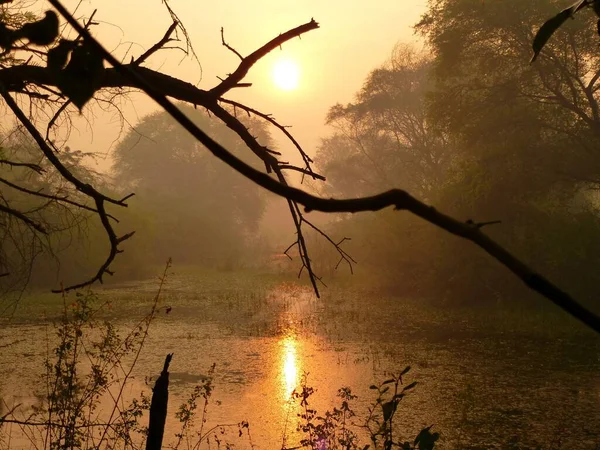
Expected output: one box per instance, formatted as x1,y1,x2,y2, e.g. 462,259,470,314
59,0,427,170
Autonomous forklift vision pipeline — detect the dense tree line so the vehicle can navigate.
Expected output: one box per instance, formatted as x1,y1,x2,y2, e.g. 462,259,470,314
316,0,600,306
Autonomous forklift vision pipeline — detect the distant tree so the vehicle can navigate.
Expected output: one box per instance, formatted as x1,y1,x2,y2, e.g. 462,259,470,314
414,0,600,304
318,45,452,201
111,106,269,267
316,1,600,307
416,0,600,188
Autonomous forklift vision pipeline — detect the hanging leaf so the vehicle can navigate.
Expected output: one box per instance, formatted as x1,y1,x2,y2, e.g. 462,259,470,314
56,40,104,110
0,22,15,50
531,0,588,62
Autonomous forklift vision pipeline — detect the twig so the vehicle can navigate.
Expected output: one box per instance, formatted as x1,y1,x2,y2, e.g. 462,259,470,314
219,98,318,179
220,27,243,60
278,164,325,181
0,176,118,221
303,218,356,273
45,100,71,145
134,21,178,66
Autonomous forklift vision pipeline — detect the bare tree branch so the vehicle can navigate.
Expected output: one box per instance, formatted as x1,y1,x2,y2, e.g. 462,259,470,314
0,202,46,233
219,98,319,180
0,158,44,174
133,21,178,66
0,176,118,221
209,19,319,97
220,27,243,61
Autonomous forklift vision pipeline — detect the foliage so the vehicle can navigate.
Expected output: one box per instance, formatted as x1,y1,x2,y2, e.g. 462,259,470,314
291,369,439,450
0,291,155,449
318,45,451,201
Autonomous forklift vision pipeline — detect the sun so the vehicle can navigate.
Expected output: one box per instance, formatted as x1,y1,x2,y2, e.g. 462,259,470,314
272,58,299,91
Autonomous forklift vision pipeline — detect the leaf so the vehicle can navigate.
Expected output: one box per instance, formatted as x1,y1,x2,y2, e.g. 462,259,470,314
414,426,439,450
402,381,418,391
369,385,378,390
531,0,587,62
382,400,397,422
56,40,104,110
381,378,395,385
401,366,411,376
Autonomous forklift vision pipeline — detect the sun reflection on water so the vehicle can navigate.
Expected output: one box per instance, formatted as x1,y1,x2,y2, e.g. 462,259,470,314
281,335,299,399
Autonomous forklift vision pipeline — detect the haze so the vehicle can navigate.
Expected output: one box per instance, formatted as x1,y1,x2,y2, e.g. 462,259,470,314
60,0,426,164
0,1,599,449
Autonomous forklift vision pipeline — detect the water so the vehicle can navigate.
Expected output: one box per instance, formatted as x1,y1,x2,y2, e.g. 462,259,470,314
0,275,599,449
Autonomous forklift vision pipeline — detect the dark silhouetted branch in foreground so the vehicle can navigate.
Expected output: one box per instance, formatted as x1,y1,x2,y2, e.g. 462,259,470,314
49,0,600,334
219,98,318,180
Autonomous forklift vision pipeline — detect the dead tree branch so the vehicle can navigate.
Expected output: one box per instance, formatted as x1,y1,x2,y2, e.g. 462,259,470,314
219,98,319,180
0,176,117,221
210,19,319,97
220,27,243,60
134,21,178,66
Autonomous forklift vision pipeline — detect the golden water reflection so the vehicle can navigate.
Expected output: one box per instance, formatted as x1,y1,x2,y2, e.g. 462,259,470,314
281,334,299,399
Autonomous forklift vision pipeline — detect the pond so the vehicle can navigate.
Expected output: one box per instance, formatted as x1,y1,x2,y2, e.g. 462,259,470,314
0,272,599,449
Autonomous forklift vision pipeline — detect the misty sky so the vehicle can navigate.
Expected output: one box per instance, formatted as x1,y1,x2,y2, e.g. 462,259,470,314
57,0,426,169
